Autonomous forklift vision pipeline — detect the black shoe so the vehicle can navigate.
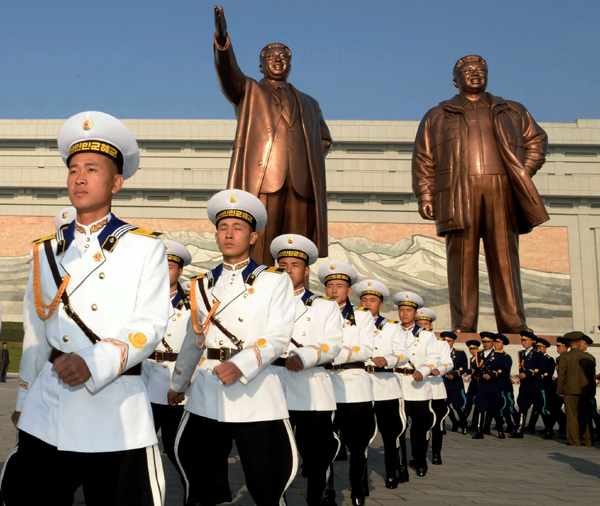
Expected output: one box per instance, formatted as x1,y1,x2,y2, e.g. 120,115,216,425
432,452,442,465
461,426,468,435
543,430,553,440
415,467,427,477
472,432,484,439
350,495,365,506
498,431,506,439
385,473,399,489
508,432,523,439
321,489,337,506
397,466,409,483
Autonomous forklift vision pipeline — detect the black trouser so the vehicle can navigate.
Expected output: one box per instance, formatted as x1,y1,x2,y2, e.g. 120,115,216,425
174,412,296,506
402,400,435,469
151,403,183,465
334,402,376,496
430,399,449,455
0,431,164,506
373,399,404,475
0,364,8,382
290,410,339,506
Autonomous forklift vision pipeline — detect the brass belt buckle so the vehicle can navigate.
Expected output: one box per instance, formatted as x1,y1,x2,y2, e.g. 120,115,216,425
331,364,341,371
219,347,230,362
155,351,165,363
365,364,375,374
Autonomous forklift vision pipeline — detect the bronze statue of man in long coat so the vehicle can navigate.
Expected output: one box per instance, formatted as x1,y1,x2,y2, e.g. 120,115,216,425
213,6,332,265
412,55,549,334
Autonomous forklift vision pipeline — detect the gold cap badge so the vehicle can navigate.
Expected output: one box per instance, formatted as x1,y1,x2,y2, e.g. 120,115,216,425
368,281,372,286
330,265,336,270
62,212,68,219
229,194,238,203
288,237,294,244
82,119,93,131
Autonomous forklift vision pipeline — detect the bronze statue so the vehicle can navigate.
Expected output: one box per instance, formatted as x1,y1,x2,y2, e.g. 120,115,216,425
213,5,332,265
412,55,549,334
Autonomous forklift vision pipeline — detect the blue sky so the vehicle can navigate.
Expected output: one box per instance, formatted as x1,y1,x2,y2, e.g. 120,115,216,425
1,0,598,122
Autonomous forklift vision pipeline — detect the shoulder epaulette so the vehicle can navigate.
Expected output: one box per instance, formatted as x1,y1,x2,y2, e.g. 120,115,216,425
317,295,334,301
32,233,56,244
455,348,465,353
415,329,422,337
386,319,399,324
264,266,285,274
191,273,207,280
355,306,369,312
129,228,161,239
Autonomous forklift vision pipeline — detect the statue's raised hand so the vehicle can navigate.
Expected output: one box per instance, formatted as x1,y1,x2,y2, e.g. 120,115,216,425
214,5,228,45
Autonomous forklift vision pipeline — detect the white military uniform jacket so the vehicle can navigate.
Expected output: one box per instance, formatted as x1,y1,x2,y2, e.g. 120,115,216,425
17,215,169,452
367,316,409,401
172,259,295,423
142,288,192,405
282,289,343,411
330,304,375,404
396,325,441,401
429,339,453,400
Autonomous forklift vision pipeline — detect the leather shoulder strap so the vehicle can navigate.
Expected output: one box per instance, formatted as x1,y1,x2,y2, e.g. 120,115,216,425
198,277,243,350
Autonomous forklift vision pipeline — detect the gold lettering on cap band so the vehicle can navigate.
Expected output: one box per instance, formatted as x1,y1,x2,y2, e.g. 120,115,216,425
67,140,124,172
397,301,418,308
167,254,184,267
324,273,351,284
360,289,383,299
215,209,257,229
277,249,308,262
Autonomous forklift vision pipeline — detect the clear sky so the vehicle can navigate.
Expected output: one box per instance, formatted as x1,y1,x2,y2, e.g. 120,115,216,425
1,0,598,123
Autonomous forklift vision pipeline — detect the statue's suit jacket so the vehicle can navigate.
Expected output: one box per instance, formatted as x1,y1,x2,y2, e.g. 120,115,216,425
412,92,549,237
214,35,332,257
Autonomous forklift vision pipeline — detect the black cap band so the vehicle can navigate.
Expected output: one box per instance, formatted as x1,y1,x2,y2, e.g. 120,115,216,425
215,209,257,230
67,140,124,174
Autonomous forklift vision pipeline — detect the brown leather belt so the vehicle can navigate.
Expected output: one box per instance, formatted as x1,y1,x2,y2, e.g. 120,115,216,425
148,351,179,362
324,362,366,371
205,347,287,367
49,348,141,376
395,367,416,376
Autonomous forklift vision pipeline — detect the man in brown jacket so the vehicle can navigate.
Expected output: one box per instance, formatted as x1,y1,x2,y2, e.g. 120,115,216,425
412,55,548,334
213,6,332,265
557,331,597,446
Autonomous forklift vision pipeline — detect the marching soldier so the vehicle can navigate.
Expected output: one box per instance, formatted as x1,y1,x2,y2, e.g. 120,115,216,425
0,111,170,505
472,332,506,439
580,335,600,438
317,262,375,506
393,292,440,478
270,234,343,506
464,340,481,430
142,240,193,468
356,279,408,488
554,336,569,435
442,332,469,434
169,189,297,506
509,330,546,438
493,334,517,434
525,337,557,439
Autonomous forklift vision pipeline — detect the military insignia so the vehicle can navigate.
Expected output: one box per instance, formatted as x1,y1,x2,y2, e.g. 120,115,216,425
330,264,336,270
62,211,68,219
128,332,147,349
229,194,238,203
321,344,330,353
287,237,294,244
367,281,372,286
352,346,361,353
256,338,267,348
406,294,410,298
399,354,405,360
93,252,103,262
177,313,182,318
82,119,93,130
165,243,169,250
248,287,255,294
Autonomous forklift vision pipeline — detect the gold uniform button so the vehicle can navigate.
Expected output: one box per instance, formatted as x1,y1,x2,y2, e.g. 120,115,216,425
152,363,156,368
217,318,222,323
91,304,98,311
167,333,172,337
86,237,90,243
375,347,379,350
240,340,245,344
172,318,177,322
163,364,168,369
243,294,248,299
99,273,105,279
307,317,311,321
84,244,89,249
302,332,306,336
219,340,224,345
238,317,244,322
62,335,69,343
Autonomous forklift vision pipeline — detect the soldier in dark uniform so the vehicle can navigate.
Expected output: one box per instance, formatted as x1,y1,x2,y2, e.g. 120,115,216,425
580,334,599,439
442,332,469,434
472,332,506,439
553,337,568,436
509,330,546,438
464,340,481,430
525,337,557,439
493,334,516,434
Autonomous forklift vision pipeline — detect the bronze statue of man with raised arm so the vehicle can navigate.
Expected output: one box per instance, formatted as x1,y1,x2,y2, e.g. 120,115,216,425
412,55,549,334
213,5,332,266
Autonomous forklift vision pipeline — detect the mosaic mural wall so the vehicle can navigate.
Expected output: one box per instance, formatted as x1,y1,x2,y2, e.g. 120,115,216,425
0,216,571,334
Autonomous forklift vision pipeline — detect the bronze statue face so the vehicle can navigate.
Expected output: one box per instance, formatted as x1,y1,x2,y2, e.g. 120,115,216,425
453,62,488,95
259,47,291,81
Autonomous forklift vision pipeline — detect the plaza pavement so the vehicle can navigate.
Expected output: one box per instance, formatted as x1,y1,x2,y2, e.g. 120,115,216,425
1,374,600,505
